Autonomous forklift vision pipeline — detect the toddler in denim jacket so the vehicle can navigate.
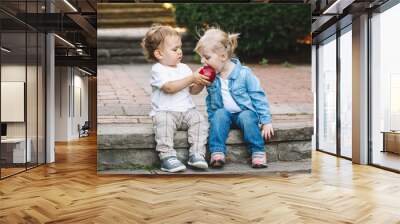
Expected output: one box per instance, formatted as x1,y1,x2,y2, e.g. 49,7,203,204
195,28,274,168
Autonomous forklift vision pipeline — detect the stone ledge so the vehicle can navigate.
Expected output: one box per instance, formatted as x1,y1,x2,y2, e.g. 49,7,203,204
98,122,313,150
97,159,311,175
97,122,312,168
97,141,311,167
98,28,192,41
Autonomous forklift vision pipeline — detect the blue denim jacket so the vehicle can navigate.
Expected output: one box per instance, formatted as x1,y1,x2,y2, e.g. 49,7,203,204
206,58,272,124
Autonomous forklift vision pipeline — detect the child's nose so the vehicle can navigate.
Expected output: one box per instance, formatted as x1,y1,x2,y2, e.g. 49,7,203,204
201,58,205,64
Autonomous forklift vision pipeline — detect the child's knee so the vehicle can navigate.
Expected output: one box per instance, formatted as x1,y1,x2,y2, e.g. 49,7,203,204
186,110,208,126
212,108,230,122
153,111,173,124
238,110,258,123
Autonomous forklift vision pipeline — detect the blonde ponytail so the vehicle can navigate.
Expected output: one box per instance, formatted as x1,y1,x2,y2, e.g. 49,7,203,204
195,27,240,58
227,33,240,57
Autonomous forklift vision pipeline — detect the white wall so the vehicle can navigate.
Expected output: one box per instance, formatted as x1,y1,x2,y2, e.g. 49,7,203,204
317,36,337,154
55,66,70,141
55,67,89,141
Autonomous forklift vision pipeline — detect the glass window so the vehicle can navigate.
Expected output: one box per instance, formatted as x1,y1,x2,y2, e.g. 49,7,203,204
371,3,400,171
317,35,337,154
0,2,46,179
339,27,352,158
38,32,45,165
1,30,28,178
27,30,38,169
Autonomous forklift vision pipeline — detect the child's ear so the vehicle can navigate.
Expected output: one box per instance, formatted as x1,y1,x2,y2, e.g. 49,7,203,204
154,49,163,60
221,52,229,62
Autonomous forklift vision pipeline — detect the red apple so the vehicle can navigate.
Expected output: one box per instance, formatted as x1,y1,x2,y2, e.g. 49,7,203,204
199,65,216,82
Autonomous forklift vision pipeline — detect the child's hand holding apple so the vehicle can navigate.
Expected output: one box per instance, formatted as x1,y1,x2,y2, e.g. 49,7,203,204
199,65,216,83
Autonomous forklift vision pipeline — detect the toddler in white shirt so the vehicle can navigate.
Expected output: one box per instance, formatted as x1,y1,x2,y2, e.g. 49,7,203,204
141,25,211,173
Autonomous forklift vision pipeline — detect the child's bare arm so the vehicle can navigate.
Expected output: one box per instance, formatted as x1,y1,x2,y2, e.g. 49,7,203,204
189,83,206,95
162,69,210,94
161,75,195,94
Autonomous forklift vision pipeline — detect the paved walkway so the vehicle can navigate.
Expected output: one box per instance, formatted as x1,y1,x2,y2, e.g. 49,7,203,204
98,63,313,125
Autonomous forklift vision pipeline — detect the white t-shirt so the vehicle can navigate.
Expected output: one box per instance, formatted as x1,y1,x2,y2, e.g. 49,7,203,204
219,77,242,113
149,63,195,116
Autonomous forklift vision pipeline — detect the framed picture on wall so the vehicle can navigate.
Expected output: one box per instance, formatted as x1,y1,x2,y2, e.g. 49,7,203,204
1,81,25,122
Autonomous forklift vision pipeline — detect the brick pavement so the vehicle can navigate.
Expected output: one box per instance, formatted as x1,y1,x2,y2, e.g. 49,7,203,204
98,63,313,124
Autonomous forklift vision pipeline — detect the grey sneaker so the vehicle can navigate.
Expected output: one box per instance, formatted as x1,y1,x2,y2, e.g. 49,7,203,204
188,154,208,169
160,157,186,173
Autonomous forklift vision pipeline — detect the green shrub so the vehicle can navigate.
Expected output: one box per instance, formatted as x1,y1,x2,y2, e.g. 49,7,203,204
259,58,269,66
192,53,201,64
282,61,294,68
174,4,310,62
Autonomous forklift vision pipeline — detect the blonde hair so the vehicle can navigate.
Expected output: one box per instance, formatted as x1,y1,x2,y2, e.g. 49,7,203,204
195,27,239,58
141,24,180,61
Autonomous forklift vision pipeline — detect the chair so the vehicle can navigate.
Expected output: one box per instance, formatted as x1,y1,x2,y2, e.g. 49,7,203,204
79,121,90,138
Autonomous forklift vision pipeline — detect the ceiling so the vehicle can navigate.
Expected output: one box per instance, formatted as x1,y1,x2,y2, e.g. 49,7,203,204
310,0,390,40
0,0,97,75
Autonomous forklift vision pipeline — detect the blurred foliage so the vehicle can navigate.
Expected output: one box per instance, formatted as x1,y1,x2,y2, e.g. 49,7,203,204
259,58,269,66
282,61,294,68
174,4,311,62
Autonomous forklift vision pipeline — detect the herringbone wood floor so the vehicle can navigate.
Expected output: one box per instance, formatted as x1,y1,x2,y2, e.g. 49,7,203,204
1,135,400,223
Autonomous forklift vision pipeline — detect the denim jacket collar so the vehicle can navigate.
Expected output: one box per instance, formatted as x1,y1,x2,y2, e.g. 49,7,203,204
218,58,241,81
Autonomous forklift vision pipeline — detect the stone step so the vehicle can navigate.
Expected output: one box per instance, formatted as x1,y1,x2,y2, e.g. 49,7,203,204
98,51,196,64
97,29,194,45
97,122,313,171
98,160,311,175
97,41,194,52
97,3,175,28
98,17,176,28
98,8,173,19
98,28,196,64
98,3,169,10
97,45,196,64
97,114,314,125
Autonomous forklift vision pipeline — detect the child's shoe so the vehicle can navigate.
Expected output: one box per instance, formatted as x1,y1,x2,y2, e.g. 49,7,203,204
188,154,208,169
160,156,186,173
251,152,268,168
210,152,225,168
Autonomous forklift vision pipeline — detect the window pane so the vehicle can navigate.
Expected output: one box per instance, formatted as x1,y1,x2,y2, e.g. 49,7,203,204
38,32,45,165
318,35,337,154
27,30,38,169
371,3,400,171
1,30,27,177
340,28,352,158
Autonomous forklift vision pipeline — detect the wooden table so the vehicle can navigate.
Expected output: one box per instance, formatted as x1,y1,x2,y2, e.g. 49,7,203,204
382,131,400,154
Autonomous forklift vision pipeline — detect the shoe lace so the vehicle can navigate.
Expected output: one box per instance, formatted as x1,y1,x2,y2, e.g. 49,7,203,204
167,158,181,166
191,153,204,160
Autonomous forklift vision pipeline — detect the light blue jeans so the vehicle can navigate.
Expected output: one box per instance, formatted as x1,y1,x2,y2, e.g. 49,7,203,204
208,108,265,155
